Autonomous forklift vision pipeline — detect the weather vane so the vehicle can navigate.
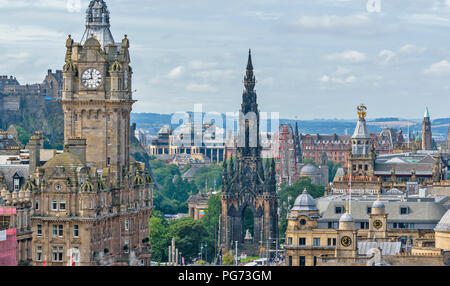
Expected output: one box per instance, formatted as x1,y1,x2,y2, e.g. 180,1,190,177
357,104,367,120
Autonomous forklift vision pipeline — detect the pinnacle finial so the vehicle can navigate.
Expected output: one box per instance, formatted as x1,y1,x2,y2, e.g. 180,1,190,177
247,49,253,71
244,49,255,92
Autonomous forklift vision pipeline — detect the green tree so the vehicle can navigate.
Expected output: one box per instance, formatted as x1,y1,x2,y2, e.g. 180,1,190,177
15,126,31,146
168,218,212,263
327,161,342,182
302,158,317,166
277,177,324,240
222,251,235,265
193,165,223,191
149,211,170,262
201,193,221,236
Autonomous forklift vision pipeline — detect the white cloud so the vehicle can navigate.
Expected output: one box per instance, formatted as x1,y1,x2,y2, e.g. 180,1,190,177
320,75,330,82
188,60,218,70
167,66,185,78
378,50,396,64
398,44,425,54
319,74,355,84
0,0,83,11
0,24,64,43
403,14,450,26
243,11,282,21
193,69,234,81
185,83,218,92
325,50,366,63
424,60,450,75
295,14,370,29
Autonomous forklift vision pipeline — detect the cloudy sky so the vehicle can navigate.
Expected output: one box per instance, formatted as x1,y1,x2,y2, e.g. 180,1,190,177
1,0,450,120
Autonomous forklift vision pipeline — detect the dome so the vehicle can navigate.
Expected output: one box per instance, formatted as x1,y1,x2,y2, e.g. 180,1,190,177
372,200,385,208
340,213,354,222
84,36,101,48
291,189,318,211
435,209,450,232
158,125,172,135
300,164,319,176
42,152,83,170
42,152,85,182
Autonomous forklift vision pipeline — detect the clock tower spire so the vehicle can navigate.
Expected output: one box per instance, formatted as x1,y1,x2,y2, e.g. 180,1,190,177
62,3,133,186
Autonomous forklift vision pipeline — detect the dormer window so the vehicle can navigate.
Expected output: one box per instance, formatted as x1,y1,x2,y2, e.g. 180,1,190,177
335,206,345,214
400,206,409,215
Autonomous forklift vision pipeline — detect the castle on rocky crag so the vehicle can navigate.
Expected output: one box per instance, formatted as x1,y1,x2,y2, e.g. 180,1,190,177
0,0,153,266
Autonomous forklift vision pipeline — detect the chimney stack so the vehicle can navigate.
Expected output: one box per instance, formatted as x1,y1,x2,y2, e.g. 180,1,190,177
28,135,41,174
66,137,87,163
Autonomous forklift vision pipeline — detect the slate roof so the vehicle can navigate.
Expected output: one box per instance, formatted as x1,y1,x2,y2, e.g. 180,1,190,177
352,118,370,139
0,165,29,191
316,194,448,223
0,134,20,150
374,153,437,175
292,189,318,211
435,209,450,232
357,241,402,256
300,134,352,144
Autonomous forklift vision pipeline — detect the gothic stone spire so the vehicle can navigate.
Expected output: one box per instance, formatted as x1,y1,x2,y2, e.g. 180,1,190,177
244,49,256,92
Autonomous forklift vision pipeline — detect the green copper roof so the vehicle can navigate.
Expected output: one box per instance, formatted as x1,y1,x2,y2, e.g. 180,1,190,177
424,107,430,118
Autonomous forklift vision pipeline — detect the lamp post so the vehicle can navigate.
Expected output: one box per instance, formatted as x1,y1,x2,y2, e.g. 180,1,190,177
200,244,203,261
235,241,238,266
273,238,279,265
205,243,208,263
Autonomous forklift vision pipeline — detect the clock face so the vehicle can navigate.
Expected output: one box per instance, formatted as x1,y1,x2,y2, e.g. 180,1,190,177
341,236,352,247
81,68,102,88
373,220,383,230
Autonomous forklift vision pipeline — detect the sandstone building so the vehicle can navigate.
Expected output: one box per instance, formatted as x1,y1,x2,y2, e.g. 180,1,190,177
1,0,155,266
331,104,445,195
284,190,449,266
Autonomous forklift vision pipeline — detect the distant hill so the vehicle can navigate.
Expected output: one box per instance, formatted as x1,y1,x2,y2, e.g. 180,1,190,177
131,113,450,140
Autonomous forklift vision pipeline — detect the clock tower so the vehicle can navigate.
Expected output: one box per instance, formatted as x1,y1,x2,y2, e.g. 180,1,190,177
62,0,133,185
368,198,388,241
335,213,358,258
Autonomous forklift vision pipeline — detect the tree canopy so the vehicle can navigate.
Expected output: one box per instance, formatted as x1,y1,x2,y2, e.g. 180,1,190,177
277,177,324,240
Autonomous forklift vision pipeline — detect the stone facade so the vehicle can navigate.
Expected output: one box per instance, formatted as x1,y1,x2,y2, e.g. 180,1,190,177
220,51,278,258
285,192,448,266
26,0,153,266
